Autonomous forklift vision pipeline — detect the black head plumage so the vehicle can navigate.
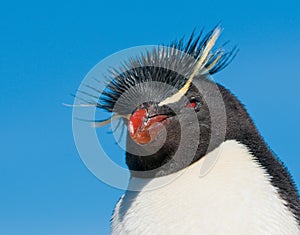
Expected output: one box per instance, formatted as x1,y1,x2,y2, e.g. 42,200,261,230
97,27,237,118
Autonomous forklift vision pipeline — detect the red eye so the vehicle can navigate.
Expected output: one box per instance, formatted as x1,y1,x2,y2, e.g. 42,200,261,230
186,100,197,108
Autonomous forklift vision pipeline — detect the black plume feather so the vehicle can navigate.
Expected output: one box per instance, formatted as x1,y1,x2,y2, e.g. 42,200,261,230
96,27,237,116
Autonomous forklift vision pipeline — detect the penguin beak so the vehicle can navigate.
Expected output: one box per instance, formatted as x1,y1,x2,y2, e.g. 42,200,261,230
128,108,169,145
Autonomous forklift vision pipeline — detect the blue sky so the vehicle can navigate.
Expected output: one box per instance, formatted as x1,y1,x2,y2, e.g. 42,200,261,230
1,0,300,234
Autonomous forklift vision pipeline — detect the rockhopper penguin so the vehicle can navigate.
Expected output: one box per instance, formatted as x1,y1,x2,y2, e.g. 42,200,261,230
94,27,300,234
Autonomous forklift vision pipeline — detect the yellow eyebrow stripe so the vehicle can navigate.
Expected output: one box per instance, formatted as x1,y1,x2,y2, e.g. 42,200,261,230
158,27,221,107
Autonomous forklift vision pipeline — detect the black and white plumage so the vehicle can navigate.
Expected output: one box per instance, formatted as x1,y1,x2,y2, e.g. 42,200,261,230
91,27,300,234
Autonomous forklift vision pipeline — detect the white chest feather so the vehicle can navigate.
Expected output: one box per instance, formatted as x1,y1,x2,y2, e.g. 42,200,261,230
111,140,299,235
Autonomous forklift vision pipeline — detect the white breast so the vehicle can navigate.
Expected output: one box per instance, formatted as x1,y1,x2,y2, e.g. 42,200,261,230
111,140,299,235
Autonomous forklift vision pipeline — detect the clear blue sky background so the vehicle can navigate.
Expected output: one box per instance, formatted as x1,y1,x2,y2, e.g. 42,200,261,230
1,0,299,234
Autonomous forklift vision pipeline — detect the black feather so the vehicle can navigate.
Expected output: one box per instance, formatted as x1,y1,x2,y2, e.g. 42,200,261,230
97,27,237,115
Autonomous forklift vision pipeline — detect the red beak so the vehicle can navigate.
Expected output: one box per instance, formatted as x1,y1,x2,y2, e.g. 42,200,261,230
128,109,169,144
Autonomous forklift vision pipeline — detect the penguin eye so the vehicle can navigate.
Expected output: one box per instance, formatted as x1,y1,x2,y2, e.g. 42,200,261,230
186,98,199,109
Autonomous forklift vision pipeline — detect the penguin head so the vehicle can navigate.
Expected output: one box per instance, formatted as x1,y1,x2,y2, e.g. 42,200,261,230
93,27,238,177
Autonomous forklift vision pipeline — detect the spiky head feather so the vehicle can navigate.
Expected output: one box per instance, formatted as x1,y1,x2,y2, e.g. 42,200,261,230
92,27,237,125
